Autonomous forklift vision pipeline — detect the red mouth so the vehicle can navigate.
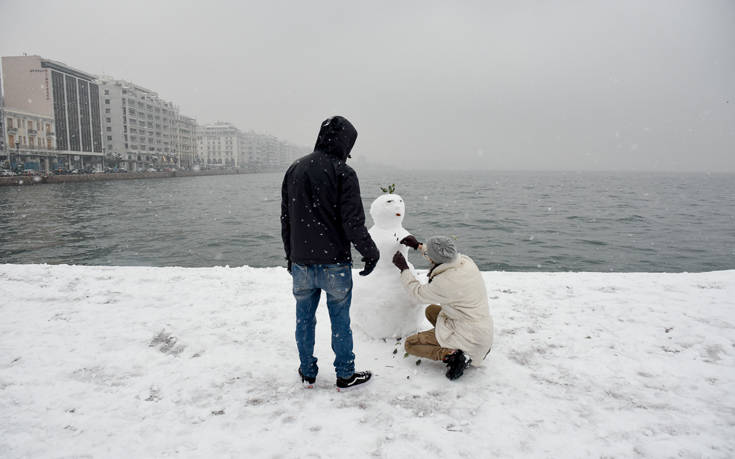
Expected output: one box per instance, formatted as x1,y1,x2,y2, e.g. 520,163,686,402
396,213,401,216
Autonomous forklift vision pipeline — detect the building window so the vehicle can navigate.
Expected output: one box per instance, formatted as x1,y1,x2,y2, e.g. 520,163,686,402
105,99,110,104
106,127,111,132
64,75,81,151
106,118,111,123
107,136,112,141
104,89,109,95
105,108,110,114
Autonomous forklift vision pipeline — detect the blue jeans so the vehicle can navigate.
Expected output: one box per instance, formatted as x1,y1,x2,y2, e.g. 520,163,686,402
292,262,355,380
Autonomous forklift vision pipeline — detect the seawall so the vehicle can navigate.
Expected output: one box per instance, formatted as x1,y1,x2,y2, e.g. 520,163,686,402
0,168,250,187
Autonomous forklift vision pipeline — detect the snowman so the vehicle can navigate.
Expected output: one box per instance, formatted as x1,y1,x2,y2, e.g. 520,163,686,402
353,185,424,339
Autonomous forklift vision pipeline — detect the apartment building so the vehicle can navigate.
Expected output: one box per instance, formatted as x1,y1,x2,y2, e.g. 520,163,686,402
175,114,197,169
1,55,103,171
197,122,243,168
197,122,307,172
98,77,181,171
244,133,308,171
0,90,4,155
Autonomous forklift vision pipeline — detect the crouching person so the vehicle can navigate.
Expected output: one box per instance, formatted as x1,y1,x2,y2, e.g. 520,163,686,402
392,236,493,380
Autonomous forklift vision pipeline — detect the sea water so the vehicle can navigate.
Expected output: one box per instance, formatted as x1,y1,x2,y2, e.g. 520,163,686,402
1,170,733,272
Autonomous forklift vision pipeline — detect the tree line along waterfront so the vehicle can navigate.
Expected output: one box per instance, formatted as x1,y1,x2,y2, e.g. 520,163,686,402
0,54,310,176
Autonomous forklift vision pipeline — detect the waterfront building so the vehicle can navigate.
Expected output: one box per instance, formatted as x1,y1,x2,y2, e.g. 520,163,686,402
97,77,180,172
0,83,4,155
196,122,306,171
1,55,103,172
237,131,272,171
251,134,308,170
175,114,198,169
197,122,244,168
0,103,5,161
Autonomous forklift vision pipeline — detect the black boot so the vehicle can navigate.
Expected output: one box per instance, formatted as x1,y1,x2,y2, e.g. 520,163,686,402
336,371,372,391
443,350,471,381
299,368,316,388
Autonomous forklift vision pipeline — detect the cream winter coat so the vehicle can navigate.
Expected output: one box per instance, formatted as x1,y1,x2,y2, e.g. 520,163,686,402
400,254,493,363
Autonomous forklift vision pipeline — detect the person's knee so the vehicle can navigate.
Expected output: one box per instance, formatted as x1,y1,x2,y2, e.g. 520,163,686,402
425,304,441,322
296,312,317,327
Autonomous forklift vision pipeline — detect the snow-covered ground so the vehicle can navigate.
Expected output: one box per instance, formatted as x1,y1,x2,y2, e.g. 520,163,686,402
1,264,733,458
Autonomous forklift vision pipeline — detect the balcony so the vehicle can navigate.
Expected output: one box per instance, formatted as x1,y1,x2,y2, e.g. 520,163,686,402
28,129,38,136
11,145,55,153
7,127,17,134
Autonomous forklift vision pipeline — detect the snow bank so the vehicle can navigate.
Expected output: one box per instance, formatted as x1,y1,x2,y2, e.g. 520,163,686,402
1,264,733,458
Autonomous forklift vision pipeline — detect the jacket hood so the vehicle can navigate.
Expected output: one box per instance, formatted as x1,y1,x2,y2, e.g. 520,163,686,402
314,116,358,160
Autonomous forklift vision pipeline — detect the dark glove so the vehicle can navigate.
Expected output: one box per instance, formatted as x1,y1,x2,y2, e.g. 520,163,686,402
287,259,292,274
400,235,421,250
392,252,409,272
359,256,378,276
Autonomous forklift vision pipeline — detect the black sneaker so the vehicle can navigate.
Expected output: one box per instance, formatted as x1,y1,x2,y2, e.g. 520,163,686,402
298,368,316,388
336,371,372,391
443,350,471,381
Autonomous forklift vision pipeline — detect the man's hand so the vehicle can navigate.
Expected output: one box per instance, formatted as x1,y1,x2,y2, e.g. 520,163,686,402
400,235,421,250
392,252,409,272
359,256,379,276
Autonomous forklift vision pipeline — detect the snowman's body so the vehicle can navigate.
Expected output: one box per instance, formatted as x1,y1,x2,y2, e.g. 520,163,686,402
353,193,424,338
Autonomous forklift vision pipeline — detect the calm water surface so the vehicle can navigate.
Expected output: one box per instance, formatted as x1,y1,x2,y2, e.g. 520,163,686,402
1,170,734,272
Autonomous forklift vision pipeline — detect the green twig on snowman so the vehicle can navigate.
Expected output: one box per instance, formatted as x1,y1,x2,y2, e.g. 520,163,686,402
379,184,396,194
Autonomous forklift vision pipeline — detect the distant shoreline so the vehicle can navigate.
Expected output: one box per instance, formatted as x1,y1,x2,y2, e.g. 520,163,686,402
0,168,262,187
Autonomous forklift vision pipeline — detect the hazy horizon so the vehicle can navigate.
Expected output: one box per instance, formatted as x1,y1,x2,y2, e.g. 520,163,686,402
1,0,733,172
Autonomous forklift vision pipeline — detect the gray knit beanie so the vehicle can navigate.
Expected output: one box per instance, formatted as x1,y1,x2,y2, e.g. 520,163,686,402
426,236,458,264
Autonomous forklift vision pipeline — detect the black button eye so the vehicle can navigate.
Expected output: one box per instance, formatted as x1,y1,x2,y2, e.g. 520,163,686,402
387,200,393,203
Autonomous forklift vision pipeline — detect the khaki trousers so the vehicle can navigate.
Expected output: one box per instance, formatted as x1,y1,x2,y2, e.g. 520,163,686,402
404,305,454,361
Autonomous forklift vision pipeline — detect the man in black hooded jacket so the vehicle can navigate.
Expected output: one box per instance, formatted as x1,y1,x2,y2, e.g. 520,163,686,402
281,115,379,390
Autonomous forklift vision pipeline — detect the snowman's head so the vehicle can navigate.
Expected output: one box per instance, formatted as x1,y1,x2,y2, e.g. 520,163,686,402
370,194,405,229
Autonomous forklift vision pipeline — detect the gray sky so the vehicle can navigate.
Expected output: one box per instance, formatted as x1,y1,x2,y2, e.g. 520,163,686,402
1,0,733,172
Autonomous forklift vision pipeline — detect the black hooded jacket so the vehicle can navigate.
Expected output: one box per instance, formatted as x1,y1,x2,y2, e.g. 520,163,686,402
281,116,379,265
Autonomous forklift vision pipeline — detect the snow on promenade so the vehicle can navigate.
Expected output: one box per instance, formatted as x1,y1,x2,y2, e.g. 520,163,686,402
0,264,733,458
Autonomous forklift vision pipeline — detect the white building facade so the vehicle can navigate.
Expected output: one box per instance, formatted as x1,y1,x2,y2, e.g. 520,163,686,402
1,55,103,172
197,122,243,168
98,78,183,171
174,114,198,169
197,122,307,171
